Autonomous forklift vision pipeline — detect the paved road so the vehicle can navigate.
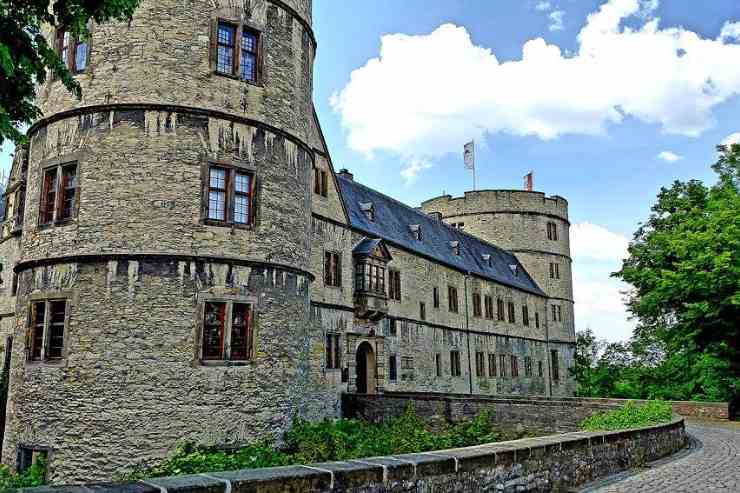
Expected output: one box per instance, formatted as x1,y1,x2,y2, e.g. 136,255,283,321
583,419,740,492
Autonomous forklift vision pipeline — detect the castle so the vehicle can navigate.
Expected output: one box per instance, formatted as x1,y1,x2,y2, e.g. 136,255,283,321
0,0,575,483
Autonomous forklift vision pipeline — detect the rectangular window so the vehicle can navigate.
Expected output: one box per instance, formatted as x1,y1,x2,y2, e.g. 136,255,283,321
448,285,459,313
205,164,255,227
557,305,563,322
538,360,544,377
214,21,262,83
496,298,505,321
325,333,341,370
419,302,426,321
388,318,397,337
488,353,496,378
472,293,482,318
450,350,461,377
57,29,88,74
499,354,506,378
27,299,68,362
389,354,397,381
324,252,341,287
484,295,493,319
556,263,560,279
202,301,253,361
17,447,48,476
435,353,442,377
39,162,79,226
388,270,401,301
433,287,440,308
240,28,259,82
314,168,328,197
535,311,540,329
547,222,559,241
550,262,555,279
551,349,560,381
522,306,529,326
551,304,557,321
507,302,516,323
510,355,519,377
475,351,485,377
524,356,533,377
216,22,237,75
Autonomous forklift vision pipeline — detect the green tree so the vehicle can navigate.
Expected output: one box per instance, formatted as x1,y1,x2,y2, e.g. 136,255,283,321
613,143,740,404
0,0,141,145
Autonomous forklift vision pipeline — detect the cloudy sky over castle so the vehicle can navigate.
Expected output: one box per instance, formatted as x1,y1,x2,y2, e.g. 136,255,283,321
2,0,738,342
311,0,740,342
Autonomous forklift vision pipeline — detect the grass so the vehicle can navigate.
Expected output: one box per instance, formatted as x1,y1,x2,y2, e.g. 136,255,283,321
580,400,673,431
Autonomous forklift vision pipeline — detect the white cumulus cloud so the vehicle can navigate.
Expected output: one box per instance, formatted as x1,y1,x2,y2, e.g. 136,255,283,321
720,21,740,41
571,221,629,262
570,222,635,341
657,150,682,162
535,1,552,12
331,0,740,178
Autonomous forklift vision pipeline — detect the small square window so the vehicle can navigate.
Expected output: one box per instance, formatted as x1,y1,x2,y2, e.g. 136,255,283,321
39,162,78,227
27,299,68,362
205,164,255,227
201,300,254,362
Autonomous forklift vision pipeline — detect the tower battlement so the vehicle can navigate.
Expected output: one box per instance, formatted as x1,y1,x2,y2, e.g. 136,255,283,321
421,190,569,223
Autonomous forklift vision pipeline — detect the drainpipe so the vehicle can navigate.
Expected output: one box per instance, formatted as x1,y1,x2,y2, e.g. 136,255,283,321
464,272,473,395
545,304,552,398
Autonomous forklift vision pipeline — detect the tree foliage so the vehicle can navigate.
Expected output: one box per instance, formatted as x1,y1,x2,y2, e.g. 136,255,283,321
0,0,141,145
574,144,740,406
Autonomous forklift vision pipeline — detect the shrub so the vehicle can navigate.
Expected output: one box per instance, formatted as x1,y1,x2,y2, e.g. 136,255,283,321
580,400,673,431
122,406,525,480
0,458,47,491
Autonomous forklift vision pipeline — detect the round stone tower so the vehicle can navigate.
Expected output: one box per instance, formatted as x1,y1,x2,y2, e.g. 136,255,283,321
3,0,330,482
420,190,575,394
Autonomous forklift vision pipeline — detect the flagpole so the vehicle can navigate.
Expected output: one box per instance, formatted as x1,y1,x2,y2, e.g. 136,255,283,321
471,139,476,190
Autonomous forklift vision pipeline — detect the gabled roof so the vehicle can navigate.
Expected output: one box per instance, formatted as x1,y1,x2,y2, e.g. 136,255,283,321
353,237,391,259
336,175,546,296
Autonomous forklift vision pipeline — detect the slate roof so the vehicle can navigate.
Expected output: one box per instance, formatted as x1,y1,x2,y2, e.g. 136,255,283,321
336,175,546,297
353,237,390,258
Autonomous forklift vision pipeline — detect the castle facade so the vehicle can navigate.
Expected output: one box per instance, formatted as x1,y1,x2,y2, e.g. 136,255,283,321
0,0,575,483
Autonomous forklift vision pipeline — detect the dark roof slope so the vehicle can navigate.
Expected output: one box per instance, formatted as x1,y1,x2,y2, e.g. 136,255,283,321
336,175,546,296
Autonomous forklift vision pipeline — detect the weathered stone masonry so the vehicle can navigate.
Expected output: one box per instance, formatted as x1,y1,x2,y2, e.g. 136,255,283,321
0,0,577,483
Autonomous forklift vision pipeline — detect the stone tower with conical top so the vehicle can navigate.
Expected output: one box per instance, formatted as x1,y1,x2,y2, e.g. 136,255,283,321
1,0,331,482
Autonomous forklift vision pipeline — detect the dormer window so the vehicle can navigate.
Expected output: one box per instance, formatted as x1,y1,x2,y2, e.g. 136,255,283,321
409,224,422,241
481,254,492,267
360,202,375,222
449,241,460,256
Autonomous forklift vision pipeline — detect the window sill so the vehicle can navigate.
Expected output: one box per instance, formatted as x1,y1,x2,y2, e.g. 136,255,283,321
198,359,254,367
38,219,77,230
26,360,66,368
203,219,255,231
213,71,264,88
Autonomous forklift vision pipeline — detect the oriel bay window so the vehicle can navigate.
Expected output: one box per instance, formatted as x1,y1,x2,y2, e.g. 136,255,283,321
205,164,255,227
28,299,68,362
213,20,262,83
201,301,254,362
355,262,385,295
39,162,78,226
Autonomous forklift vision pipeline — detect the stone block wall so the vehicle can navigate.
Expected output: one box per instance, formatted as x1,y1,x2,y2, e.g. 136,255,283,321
19,417,688,492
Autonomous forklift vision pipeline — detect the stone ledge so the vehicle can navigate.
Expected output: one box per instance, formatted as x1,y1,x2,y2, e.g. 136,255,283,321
18,417,687,493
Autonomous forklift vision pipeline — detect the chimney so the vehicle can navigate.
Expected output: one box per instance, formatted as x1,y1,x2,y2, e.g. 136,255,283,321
338,168,353,181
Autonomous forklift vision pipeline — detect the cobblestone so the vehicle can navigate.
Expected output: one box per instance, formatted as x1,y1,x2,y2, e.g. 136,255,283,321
584,419,740,492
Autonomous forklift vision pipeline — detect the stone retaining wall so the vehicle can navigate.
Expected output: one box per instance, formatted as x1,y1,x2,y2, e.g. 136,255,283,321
19,417,687,493
343,393,729,432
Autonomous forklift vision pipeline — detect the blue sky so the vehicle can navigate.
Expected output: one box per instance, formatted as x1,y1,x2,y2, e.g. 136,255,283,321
2,0,738,342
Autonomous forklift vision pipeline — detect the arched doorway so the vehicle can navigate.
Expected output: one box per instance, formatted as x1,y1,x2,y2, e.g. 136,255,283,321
355,342,376,394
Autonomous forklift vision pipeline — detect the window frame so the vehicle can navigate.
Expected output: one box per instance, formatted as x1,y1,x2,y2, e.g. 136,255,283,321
211,19,264,85
435,353,442,377
510,355,519,377
496,298,505,321
499,354,507,378
388,269,401,301
198,297,256,365
551,349,560,381
26,296,70,365
203,161,257,229
488,353,496,378
38,161,79,228
55,27,91,75
325,333,341,370
314,168,329,197
324,251,342,288
388,354,397,381
450,350,461,377
522,305,529,326
472,292,482,318
433,287,440,309
507,301,516,323
419,301,426,321
484,295,493,320
448,285,459,313
475,351,485,377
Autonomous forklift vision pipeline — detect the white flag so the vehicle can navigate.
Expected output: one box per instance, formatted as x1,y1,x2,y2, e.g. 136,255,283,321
464,140,475,170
